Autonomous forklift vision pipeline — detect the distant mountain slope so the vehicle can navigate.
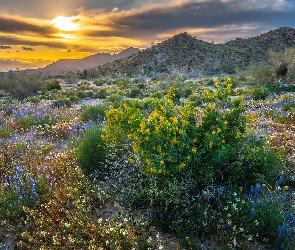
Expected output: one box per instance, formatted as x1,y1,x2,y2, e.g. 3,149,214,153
92,27,295,78
41,47,140,75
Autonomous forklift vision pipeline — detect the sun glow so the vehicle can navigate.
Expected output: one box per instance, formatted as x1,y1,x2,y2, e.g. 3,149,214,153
51,16,79,31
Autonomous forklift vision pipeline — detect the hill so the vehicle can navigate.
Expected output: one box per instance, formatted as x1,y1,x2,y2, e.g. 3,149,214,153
40,47,140,75
91,27,295,78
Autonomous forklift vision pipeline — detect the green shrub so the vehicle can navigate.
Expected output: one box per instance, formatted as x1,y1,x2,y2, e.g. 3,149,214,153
244,64,275,85
0,127,13,138
0,71,45,100
76,125,107,177
80,105,109,122
127,87,142,98
107,93,123,103
52,98,72,107
246,86,271,100
93,78,104,86
95,88,108,99
46,80,62,91
24,96,41,103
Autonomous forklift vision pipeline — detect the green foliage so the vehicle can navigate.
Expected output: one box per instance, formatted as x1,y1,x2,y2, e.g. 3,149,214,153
80,104,109,122
93,78,104,86
127,87,142,98
0,71,45,100
95,88,108,99
52,98,73,107
0,127,13,138
76,125,107,177
46,80,62,91
246,86,271,100
244,64,275,85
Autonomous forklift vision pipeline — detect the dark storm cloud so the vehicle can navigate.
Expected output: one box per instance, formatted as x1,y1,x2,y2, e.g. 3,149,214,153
84,0,295,39
0,45,12,49
22,47,34,51
0,15,57,35
0,36,67,49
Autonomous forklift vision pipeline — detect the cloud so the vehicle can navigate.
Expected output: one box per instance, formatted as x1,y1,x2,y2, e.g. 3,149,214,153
0,45,12,49
80,0,295,41
0,14,57,36
22,47,34,51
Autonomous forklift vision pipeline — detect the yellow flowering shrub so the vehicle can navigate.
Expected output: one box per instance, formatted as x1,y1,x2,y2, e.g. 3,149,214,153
104,85,246,186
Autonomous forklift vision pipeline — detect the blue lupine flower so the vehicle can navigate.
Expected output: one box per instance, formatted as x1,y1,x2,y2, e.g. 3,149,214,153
250,185,255,195
290,219,295,227
286,212,292,220
250,209,255,217
256,183,262,193
278,177,284,186
278,224,287,234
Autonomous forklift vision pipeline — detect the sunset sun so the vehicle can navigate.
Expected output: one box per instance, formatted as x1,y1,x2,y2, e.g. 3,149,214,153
51,16,79,31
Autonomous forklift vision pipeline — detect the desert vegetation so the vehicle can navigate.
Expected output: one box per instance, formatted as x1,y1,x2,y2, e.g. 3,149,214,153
1,47,295,249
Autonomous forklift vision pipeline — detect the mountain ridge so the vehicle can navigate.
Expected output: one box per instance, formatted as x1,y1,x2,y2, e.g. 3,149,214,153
40,47,140,75
90,27,295,78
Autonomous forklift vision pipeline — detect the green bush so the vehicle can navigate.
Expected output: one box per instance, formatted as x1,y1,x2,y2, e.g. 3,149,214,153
52,98,73,107
95,88,108,99
46,80,62,91
76,125,107,177
80,105,109,122
0,71,45,100
93,78,104,86
246,86,271,100
245,64,275,85
127,87,142,98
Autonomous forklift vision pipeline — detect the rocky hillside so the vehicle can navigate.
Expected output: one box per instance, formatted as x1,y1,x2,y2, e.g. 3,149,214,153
91,27,295,78
41,47,140,75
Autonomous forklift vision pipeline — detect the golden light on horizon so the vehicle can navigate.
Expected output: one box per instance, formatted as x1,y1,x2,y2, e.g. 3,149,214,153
51,16,79,31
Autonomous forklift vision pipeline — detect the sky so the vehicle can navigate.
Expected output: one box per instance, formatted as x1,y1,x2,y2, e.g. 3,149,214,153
0,0,295,71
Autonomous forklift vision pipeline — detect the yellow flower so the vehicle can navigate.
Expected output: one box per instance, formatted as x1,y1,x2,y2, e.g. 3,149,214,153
160,160,164,165
193,139,197,143
205,89,210,94
132,145,138,153
224,120,228,125
227,83,232,88
212,130,216,135
183,99,189,104
215,80,219,86
236,131,242,136
187,155,191,160
192,147,197,153
128,157,133,163
145,128,150,134
171,137,178,145
208,103,215,110
179,162,185,169
170,117,178,124
209,141,214,148
145,158,149,163
221,139,225,144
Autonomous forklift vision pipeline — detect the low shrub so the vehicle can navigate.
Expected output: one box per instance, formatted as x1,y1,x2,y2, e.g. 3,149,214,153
76,125,107,178
80,104,109,122
0,71,45,100
46,80,62,91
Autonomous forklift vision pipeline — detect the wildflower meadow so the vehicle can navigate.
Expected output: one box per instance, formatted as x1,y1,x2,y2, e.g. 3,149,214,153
0,71,295,249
